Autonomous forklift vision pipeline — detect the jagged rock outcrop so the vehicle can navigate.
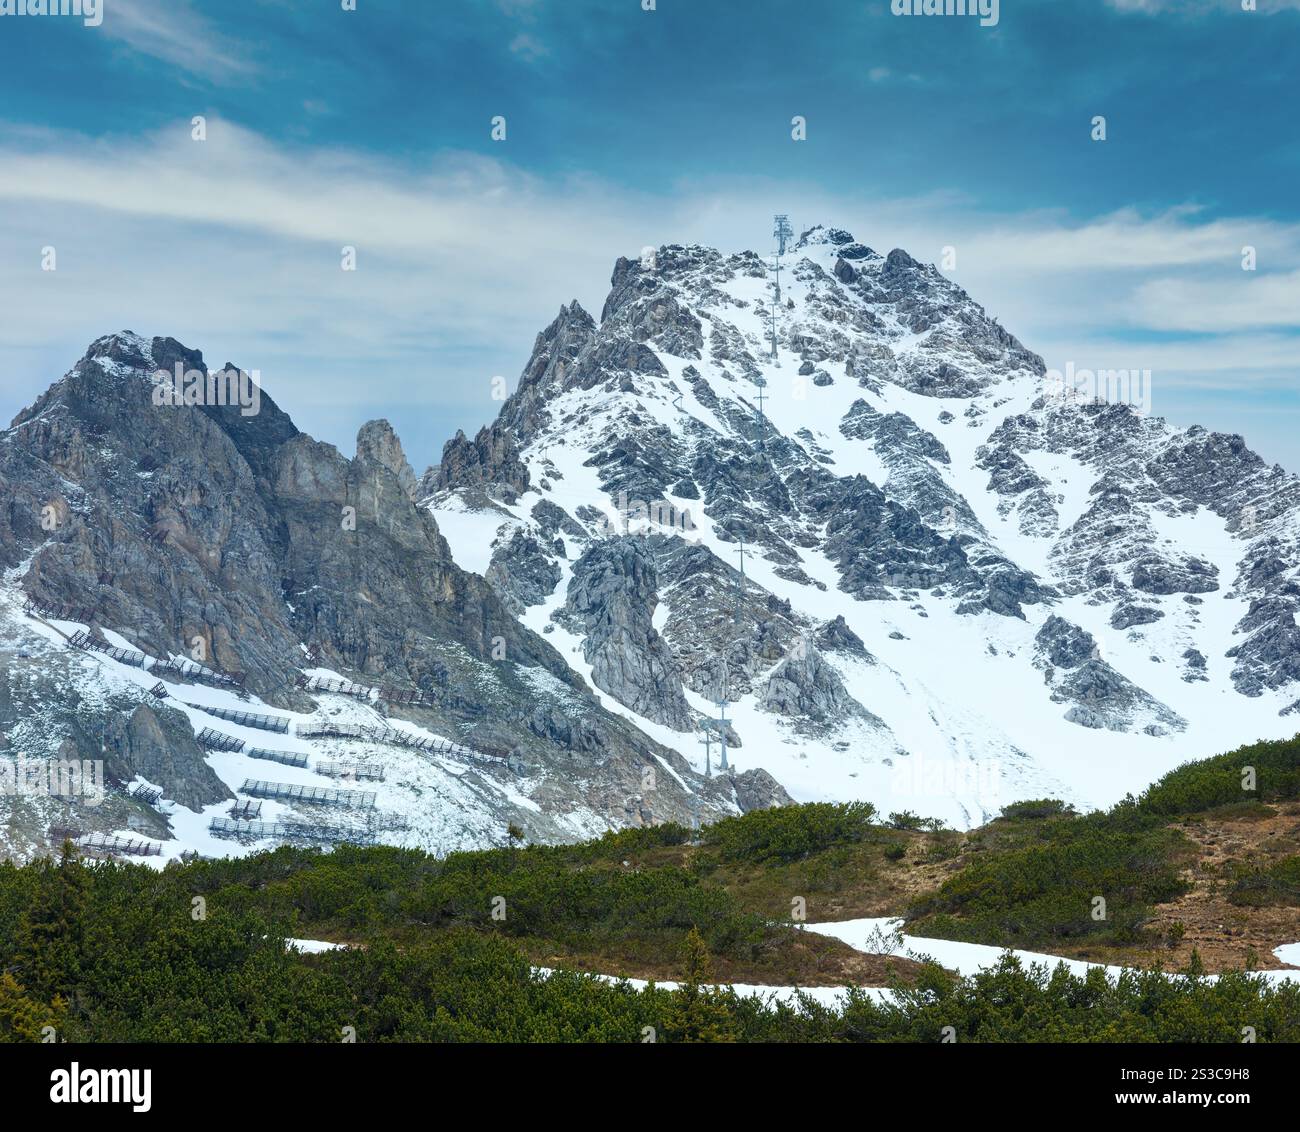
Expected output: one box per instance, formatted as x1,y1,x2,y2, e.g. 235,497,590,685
1035,616,1099,670
434,424,530,497
1226,596,1300,696
486,528,563,615
562,538,693,730
814,615,871,657
1111,604,1164,630
356,418,418,500
101,703,231,811
1035,616,1185,734
2,332,765,858
760,645,881,734
732,767,794,813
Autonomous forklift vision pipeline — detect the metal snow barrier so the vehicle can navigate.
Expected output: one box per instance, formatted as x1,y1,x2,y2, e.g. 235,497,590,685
240,779,377,809
296,722,370,741
208,817,375,845
300,721,459,753
296,721,498,771
49,616,245,689
152,659,246,690
315,760,386,782
197,727,245,753
149,681,169,699
76,832,162,857
294,673,435,708
68,633,148,668
229,798,263,819
98,644,149,668
23,596,97,624
129,783,164,806
246,747,310,768
197,704,290,733
296,673,379,701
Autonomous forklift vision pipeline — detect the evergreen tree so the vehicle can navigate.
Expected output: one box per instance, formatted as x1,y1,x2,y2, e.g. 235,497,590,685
15,841,89,1006
663,927,736,1043
0,973,64,1043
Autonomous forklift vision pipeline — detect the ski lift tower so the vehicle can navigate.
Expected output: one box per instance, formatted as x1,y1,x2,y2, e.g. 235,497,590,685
711,696,731,773
732,539,749,625
753,376,768,451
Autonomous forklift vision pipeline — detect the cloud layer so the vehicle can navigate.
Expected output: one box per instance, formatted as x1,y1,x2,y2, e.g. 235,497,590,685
0,119,1296,469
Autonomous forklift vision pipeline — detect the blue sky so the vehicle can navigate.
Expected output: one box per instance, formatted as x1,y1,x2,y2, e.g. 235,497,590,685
0,0,1298,470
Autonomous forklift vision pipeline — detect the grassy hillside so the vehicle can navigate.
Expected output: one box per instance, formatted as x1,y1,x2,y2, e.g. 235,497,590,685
0,735,1297,1042
906,734,1300,967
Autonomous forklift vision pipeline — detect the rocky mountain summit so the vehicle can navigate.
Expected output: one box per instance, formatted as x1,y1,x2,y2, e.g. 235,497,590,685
426,224,1300,826
0,333,784,863
3,223,1297,860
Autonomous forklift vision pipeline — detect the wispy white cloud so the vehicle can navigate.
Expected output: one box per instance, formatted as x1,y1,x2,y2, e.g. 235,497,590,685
0,119,1295,467
508,32,549,62
101,0,256,78
1132,269,1300,332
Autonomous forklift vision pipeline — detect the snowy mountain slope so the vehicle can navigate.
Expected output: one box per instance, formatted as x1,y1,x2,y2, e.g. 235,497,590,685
0,333,790,863
0,585,571,864
428,225,1300,827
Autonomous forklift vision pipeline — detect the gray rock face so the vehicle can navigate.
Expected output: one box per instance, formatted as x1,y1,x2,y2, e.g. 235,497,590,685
1057,662,1184,735
840,399,950,464
485,529,563,615
1035,616,1184,733
434,424,530,498
1035,616,1099,669
1130,554,1219,596
2,332,752,855
731,767,794,812
823,476,971,599
356,419,418,500
532,498,586,543
602,255,705,359
563,537,694,730
1111,605,1164,630
102,703,232,811
1182,648,1209,683
815,615,870,657
1226,596,1300,695
760,645,880,734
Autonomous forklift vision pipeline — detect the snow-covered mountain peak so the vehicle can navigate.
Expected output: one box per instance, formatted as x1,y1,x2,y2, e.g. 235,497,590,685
428,229,1300,827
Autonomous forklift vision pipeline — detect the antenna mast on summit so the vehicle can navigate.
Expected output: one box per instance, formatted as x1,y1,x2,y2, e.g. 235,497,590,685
769,214,793,363
774,213,793,257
